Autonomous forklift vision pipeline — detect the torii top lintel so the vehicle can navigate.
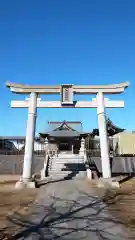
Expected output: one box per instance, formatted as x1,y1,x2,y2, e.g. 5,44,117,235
6,81,129,94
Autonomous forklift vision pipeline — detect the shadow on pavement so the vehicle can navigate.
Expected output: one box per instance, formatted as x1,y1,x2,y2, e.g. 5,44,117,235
5,190,132,239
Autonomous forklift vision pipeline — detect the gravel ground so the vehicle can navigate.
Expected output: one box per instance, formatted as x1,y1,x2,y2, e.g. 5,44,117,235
0,186,37,239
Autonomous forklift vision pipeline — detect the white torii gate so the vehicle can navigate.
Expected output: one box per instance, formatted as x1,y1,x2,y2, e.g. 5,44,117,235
6,81,129,188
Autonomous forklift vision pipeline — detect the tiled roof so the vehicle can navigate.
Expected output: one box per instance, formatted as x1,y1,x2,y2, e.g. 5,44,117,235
44,121,83,133
48,130,80,137
92,118,125,137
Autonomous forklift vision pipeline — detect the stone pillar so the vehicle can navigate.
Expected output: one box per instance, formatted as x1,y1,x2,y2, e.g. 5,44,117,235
80,137,85,156
84,149,92,180
72,144,74,154
97,92,111,178
45,137,48,149
56,146,58,157
15,92,37,188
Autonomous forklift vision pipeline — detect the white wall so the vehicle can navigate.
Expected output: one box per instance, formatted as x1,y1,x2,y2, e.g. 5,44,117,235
12,140,46,151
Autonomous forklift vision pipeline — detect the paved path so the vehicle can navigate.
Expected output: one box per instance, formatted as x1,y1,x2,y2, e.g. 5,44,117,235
19,179,132,239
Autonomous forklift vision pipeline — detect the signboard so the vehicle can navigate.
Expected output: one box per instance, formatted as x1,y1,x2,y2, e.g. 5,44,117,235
61,84,73,105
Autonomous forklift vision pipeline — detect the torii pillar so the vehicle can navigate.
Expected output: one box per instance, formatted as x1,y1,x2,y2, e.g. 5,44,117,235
97,92,111,178
16,93,37,188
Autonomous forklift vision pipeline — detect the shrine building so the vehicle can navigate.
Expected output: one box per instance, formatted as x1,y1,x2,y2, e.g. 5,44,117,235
39,119,124,153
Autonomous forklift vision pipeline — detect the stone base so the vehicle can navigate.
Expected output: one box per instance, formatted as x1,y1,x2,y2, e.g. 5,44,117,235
79,153,84,157
40,176,47,181
15,180,36,189
97,178,120,189
40,169,46,180
86,169,92,180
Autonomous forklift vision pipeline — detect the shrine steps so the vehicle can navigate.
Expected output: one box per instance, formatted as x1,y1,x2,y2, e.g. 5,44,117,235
48,153,86,180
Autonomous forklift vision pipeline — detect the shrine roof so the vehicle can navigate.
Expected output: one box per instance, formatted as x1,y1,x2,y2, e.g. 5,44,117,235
47,130,80,137
92,118,125,137
44,121,83,133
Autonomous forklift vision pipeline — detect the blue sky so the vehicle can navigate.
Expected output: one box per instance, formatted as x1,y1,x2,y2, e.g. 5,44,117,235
0,0,135,136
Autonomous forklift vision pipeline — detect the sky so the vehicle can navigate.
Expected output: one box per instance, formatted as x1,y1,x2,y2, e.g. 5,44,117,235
0,0,135,136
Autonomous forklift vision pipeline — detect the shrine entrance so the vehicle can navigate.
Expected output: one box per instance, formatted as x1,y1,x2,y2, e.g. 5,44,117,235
6,81,129,188
58,141,71,152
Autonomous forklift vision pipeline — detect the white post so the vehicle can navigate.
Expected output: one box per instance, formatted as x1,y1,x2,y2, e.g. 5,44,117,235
97,92,111,178
15,92,37,188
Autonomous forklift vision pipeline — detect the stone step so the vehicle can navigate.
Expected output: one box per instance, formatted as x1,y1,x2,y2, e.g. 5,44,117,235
50,163,85,167
48,169,85,174
56,158,84,159
49,160,84,164
51,155,84,158
50,172,71,176
49,171,86,175
49,169,85,173
50,169,85,173
49,173,86,179
49,164,85,168
57,156,84,159
53,158,84,161
50,159,84,161
50,167,84,170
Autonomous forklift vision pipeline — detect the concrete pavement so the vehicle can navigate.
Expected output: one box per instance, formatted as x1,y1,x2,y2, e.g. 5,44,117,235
17,179,132,239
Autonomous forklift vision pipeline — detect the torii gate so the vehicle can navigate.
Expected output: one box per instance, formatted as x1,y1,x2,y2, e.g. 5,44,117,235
6,81,129,188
